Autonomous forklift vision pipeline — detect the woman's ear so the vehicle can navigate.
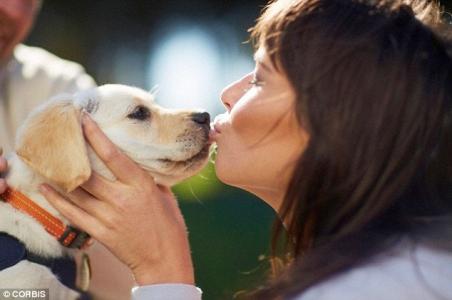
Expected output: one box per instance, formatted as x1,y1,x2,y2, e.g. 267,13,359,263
15,98,91,192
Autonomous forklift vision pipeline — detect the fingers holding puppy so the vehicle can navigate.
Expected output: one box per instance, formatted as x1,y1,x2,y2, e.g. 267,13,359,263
40,176,195,285
39,184,105,238
80,172,118,204
81,113,151,186
41,115,195,284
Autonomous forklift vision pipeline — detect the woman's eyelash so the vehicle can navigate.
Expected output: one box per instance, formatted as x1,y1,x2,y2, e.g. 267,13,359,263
249,78,264,86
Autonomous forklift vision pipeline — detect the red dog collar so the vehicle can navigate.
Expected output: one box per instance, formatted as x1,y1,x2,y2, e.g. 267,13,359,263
1,187,91,249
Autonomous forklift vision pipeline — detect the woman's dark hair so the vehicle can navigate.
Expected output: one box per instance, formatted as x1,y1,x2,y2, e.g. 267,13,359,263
248,0,452,298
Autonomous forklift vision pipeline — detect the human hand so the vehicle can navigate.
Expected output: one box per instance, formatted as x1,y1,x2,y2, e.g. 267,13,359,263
39,114,195,286
0,148,7,194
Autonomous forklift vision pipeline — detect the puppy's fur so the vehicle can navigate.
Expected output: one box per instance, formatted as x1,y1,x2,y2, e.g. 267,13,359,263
0,84,211,299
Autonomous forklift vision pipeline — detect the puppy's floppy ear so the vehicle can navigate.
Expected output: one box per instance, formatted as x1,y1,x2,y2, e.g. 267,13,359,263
15,98,91,192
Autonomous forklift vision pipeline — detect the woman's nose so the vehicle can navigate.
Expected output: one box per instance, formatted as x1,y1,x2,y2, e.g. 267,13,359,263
220,72,253,111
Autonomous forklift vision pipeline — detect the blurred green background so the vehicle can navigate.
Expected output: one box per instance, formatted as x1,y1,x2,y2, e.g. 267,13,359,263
26,0,452,299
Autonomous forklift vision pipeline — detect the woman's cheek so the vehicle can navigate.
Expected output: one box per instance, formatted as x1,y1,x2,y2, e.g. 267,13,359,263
214,124,251,184
229,107,261,145
215,99,261,182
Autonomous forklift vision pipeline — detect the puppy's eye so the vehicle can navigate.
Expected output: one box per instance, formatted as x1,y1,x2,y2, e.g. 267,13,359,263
128,105,151,121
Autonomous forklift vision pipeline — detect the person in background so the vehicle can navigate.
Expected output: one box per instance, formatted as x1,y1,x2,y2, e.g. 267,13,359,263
0,0,95,154
0,1,135,299
24,0,451,299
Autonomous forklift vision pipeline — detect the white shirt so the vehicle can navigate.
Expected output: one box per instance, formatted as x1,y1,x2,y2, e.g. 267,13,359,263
132,243,452,300
131,284,203,300
297,243,452,300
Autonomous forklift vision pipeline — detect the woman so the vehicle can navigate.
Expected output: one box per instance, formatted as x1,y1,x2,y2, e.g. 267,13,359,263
1,0,452,299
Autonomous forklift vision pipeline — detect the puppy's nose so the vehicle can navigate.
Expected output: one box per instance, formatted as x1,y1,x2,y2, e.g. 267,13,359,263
191,112,210,125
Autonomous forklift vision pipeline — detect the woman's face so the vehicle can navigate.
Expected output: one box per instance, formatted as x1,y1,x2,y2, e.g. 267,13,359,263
212,48,309,210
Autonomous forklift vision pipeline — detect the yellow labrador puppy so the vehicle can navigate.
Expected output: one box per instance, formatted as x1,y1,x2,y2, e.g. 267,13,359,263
0,84,211,299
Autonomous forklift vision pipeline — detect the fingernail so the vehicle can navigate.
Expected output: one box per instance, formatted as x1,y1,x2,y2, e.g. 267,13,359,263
39,184,49,193
82,112,92,126
82,112,88,125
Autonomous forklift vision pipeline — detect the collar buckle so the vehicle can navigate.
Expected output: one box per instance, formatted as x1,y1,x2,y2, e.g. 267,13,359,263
58,225,91,249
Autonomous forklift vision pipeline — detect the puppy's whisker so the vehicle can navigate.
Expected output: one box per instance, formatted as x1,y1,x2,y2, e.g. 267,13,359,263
187,182,205,205
198,174,209,180
149,85,160,96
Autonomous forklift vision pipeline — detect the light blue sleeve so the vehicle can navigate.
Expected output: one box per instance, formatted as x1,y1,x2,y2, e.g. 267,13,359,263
131,284,202,300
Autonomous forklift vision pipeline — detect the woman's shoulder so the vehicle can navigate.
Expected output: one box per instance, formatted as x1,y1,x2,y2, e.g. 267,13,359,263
294,242,452,300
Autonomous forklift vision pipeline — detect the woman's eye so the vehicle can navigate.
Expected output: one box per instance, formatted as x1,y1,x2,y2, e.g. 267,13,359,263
127,105,151,121
248,78,264,87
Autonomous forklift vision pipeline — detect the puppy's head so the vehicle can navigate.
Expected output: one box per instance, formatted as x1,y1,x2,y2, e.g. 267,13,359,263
15,84,211,191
